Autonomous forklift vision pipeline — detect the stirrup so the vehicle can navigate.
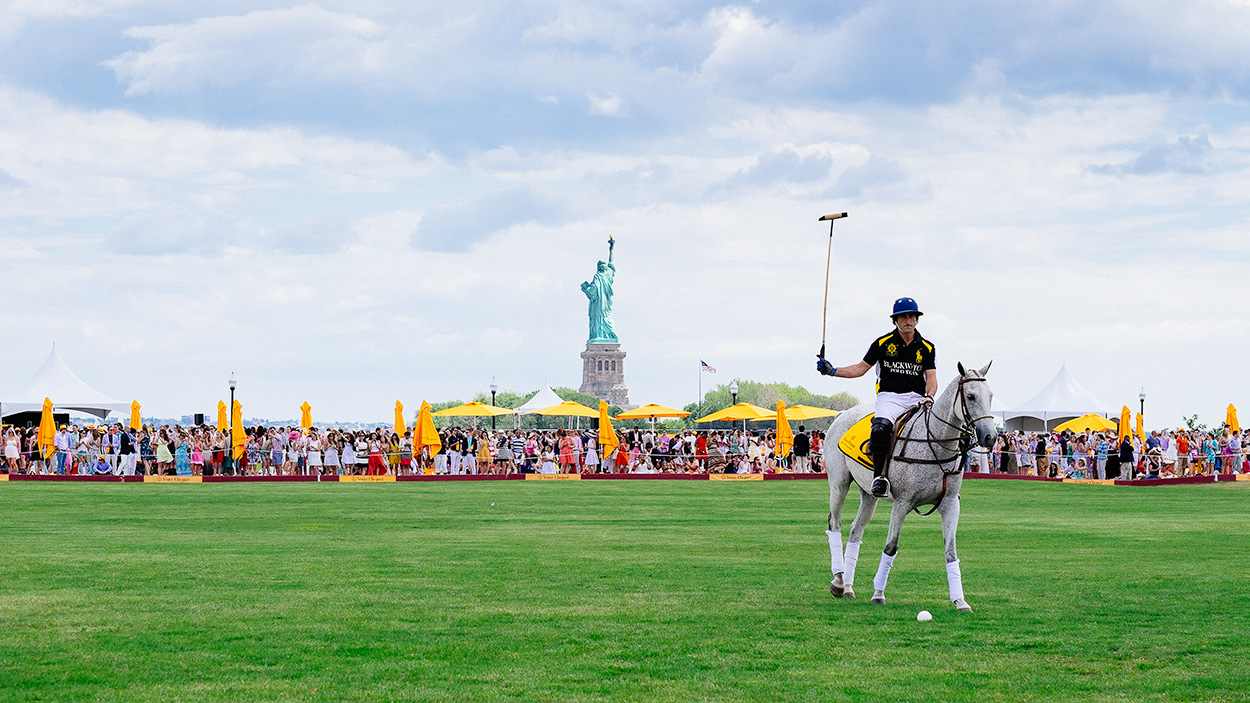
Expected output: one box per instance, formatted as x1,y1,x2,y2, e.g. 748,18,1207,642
870,476,890,497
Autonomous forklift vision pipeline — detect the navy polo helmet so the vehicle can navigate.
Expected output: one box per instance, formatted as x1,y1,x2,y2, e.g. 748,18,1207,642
891,297,923,318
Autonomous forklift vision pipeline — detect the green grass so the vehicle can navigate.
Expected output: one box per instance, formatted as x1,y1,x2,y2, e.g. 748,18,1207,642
1,481,1247,702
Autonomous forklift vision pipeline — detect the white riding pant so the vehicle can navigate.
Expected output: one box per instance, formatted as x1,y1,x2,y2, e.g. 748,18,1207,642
874,392,924,425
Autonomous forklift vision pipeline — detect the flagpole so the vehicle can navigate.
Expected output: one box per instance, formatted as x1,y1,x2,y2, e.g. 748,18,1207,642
698,360,702,423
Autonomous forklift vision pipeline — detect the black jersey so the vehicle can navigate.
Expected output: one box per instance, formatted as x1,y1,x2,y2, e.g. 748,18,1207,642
862,330,936,395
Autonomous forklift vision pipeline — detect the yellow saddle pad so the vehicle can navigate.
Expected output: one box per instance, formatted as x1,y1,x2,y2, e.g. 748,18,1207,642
838,414,876,470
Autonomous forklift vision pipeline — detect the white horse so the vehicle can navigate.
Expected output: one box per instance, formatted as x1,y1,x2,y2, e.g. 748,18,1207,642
823,362,997,611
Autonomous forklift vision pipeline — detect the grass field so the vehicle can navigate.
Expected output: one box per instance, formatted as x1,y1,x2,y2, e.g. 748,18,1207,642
1,480,1248,702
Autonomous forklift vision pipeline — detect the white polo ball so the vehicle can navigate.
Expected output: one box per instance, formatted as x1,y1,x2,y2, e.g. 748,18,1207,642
917,610,933,622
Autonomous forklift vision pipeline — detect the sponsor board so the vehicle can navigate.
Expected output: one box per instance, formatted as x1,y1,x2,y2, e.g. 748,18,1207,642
524,474,581,481
1236,474,1250,481
143,476,203,484
339,475,396,483
709,473,764,481
1062,479,1115,485
0,473,8,481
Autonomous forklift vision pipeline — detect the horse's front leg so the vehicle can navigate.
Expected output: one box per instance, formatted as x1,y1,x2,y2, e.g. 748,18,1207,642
870,499,912,604
940,494,972,612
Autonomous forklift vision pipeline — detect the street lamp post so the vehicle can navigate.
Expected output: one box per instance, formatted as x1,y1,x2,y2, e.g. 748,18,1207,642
228,372,237,476
730,380,740,432
490,378,498,431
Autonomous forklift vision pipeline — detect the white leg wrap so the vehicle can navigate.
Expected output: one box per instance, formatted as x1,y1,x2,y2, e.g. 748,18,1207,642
826,530,844,575
946,559,965,602
843,541,862,587
873,552,895,592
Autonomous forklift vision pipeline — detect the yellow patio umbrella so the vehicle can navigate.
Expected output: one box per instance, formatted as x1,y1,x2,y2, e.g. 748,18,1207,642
614,403,691,420
432,401,516,418
1118,406,1131,444
773,404,840,422
1135,412,1144,444
231,400,246,461
694,403,776,423
38,397,56,460
300,402,312,430
1053,414,1117,433
775,401,793,459
414,401,441,458
129,401,142,430
1227,404,1240,433
598,400,619,461
217,401,227,432
529,401,599,418
394,401,406,435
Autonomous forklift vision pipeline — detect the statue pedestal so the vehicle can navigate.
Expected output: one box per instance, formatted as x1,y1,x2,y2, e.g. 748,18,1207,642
579,343,632,410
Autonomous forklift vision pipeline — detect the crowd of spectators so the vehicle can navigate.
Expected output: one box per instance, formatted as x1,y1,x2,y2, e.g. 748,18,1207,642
6,420,1241,481
988,428,1245,479
0,423,828,477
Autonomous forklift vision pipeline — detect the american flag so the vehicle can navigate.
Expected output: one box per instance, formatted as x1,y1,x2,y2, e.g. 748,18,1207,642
701,360,717,373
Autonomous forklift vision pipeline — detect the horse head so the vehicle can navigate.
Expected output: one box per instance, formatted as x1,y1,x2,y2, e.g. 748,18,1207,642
956,361,998,449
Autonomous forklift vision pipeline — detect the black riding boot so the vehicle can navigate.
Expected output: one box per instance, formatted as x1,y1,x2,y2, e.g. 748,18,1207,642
869,418,893,498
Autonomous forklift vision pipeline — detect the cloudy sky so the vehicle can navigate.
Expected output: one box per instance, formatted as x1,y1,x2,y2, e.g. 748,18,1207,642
1,1,1247,427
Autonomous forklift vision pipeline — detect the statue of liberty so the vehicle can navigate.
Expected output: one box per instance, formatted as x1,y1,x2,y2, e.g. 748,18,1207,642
581,236,618,344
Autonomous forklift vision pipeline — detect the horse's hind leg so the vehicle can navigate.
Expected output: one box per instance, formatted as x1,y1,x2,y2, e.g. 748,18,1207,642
940,496,972,612
827,458,854,597
870,499,912,605
837,487,878,599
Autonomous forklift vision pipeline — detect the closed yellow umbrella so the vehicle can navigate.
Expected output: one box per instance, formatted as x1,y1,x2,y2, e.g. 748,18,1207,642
598,400,619,462
1227,404,1240,433
414,401,441,458
1135,412,1144,444
38,397,56,460
217,401,228,432
129,401,142,430
300,402,312,430
1053,414,1117,433
231,400,246,461
614,403,691,420
395,401,406,436
1118,406,1131,444
775,401,793,459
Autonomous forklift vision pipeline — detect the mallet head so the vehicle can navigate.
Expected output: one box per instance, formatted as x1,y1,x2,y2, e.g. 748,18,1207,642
818,212,848,221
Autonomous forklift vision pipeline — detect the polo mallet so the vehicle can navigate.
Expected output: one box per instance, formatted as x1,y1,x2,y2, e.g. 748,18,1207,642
817,212,848,360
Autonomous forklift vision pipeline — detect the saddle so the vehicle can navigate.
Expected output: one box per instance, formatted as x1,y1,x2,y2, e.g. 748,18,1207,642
837,404,924,473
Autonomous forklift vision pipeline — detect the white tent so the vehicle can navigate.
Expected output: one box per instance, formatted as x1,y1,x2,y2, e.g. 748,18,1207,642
1,346,129,420
516,386,566,414
1002,364,1108,432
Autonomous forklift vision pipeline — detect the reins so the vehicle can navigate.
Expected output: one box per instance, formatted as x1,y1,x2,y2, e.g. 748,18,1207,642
892,376,991,516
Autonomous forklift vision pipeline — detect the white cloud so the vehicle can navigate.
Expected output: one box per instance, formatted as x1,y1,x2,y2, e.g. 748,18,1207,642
104,5,389,95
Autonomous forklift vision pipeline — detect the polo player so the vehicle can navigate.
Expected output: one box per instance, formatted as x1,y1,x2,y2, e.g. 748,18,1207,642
817,297,937,497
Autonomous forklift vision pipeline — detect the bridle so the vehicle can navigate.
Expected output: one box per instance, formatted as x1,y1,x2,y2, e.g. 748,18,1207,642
892,374,994,515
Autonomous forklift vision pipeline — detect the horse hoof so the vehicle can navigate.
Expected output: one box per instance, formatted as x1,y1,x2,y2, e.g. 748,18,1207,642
954,599,973,612
830,579,843,597
871,591,886,605
843,586,855,599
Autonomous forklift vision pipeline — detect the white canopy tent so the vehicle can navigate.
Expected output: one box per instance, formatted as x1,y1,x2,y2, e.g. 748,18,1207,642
1002,364,1109,432
516,387,566,414
1,346,129,420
